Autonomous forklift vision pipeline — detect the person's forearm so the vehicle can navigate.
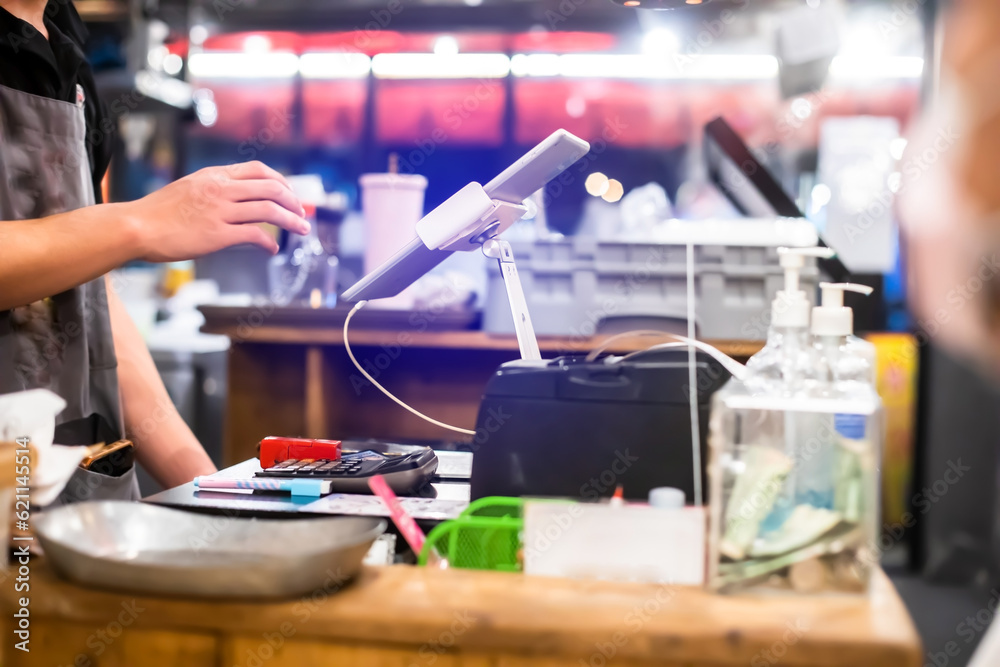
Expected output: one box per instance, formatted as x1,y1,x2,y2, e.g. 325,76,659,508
0,203,142,310
1,162,310,311
107,277,217,488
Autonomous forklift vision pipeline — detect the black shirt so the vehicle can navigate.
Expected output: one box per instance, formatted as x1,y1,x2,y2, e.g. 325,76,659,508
0,0,110,203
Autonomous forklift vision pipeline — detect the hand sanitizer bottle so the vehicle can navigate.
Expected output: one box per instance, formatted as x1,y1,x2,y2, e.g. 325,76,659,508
746,246,833,532
745,247,836,394
810,283,875,385
799,282,876,511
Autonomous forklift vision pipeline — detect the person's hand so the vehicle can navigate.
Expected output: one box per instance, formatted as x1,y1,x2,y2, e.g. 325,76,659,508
124,161,310,261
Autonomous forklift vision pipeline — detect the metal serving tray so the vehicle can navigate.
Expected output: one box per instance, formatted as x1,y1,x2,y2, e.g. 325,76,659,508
36,501,385,600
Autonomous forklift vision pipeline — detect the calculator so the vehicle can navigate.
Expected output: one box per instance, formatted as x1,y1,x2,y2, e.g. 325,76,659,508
255,446,438,494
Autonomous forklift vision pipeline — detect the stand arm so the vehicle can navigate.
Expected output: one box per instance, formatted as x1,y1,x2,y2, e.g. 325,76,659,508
481,239,541,361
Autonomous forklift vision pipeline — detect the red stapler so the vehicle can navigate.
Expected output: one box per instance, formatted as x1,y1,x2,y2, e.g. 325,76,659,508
258,437,342,468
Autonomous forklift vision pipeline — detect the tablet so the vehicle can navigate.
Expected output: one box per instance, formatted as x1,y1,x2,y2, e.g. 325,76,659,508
342,130,590,302
484,129,591,205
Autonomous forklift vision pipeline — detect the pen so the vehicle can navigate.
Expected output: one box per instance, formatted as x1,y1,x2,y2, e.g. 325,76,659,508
194,476,332,497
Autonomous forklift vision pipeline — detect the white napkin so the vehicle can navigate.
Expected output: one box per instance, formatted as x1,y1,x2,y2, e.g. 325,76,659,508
0,389,88,505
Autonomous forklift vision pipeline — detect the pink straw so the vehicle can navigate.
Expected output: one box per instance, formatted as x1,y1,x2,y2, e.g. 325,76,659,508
368,474,426,556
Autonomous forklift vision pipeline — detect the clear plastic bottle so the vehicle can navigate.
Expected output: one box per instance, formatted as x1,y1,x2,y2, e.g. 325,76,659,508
798,283,876,511
268,206,339,308
807,282,876,386
267,176,339,308
744,246,835,395
744,246,833,531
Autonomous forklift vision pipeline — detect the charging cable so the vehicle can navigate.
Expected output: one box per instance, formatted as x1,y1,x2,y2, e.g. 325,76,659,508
344,301,476,436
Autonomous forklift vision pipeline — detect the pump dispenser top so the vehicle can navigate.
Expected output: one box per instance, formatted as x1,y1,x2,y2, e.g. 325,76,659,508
811,282,874,337
772,247,836,328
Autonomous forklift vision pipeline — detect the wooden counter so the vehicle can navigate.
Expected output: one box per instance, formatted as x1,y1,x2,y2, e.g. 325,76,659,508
200,306,763,465
3,560,920,667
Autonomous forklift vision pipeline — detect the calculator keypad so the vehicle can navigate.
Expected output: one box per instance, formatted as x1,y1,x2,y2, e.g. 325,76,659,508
264,457,367,477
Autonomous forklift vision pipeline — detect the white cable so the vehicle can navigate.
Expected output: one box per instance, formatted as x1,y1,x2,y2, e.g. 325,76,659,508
612,341,689,358
686,242,703,507
584,329,682,363
343,301,476,436
617,338,747,381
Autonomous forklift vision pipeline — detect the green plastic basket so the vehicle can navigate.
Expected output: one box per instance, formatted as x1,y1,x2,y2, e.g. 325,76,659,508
418,497,523,571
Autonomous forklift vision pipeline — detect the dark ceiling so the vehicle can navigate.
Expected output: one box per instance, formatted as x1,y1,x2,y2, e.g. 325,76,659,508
158,0,791,37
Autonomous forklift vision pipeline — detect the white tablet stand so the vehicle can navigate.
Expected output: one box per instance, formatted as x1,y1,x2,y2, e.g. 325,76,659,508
480,237,540,361
416,182,541,361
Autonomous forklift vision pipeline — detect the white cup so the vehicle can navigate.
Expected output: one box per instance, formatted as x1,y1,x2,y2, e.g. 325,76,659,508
359,173,428,309
360,173,428,271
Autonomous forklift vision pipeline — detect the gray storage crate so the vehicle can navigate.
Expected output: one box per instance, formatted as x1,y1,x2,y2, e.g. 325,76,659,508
484,236,820,341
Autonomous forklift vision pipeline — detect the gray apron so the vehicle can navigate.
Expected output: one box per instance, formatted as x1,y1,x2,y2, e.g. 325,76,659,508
0,82,139,503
